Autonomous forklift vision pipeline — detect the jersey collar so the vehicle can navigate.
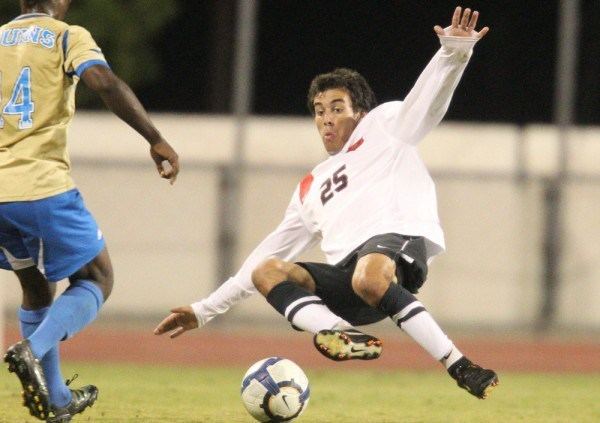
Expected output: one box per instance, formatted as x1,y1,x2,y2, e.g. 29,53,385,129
341,112,370,153
12,13,52,21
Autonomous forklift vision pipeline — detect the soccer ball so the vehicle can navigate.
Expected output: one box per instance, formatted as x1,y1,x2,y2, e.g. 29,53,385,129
240,357,310,422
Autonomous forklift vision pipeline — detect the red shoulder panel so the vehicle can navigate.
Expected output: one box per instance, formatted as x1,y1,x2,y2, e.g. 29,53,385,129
299,173,314,204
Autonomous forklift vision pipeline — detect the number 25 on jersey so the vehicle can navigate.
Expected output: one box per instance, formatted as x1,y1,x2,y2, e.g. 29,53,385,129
320,164,348,205
0,67,35,130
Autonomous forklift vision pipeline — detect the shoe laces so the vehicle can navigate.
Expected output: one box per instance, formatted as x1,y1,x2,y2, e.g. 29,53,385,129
65,373,79,387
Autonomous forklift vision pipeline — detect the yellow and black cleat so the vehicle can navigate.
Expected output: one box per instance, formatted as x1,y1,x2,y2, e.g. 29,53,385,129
313,329,383,361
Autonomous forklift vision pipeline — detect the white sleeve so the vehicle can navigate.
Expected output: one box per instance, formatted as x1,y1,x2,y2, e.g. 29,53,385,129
190,189,317,327
377,35,479,145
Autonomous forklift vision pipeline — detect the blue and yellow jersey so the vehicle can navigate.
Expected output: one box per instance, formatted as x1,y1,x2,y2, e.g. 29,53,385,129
0,13,109,201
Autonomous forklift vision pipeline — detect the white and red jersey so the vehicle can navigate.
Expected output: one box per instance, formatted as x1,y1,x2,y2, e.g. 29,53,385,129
192,36,479,325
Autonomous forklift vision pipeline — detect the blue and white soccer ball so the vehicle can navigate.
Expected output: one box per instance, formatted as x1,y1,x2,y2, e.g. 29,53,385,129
241,357,310,422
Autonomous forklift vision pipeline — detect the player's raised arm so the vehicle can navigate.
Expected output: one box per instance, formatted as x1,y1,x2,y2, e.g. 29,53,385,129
387,6,489,145
433,6,489,39
80,65,180,184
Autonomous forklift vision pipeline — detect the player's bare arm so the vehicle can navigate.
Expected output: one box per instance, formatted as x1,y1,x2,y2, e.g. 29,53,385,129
433,6,490,39
154,306,198,338
81,65,180,184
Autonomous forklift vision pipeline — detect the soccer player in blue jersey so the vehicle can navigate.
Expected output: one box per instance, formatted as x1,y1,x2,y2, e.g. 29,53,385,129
1,0,180,421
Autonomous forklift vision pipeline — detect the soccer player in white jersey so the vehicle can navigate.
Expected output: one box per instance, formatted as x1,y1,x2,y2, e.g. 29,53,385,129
1,0,179,421
155,7,498,399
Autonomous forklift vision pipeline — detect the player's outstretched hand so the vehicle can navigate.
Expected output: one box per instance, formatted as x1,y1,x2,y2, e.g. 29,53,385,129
434,6,489,39
154,306,199,338
150,140,180,185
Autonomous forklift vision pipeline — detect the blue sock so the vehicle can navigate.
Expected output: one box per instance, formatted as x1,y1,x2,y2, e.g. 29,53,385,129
19,307,72,408
28,280,103,360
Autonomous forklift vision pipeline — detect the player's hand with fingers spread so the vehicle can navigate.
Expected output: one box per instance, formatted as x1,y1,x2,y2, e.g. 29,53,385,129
150,139,180,185
434,6,490,39
154,305,198,338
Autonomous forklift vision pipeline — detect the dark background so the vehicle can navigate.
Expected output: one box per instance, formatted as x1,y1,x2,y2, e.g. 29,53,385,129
3,1,599,124
139,0,600,124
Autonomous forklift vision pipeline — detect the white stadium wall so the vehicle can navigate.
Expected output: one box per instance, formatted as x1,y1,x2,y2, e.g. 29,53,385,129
2,112,599,330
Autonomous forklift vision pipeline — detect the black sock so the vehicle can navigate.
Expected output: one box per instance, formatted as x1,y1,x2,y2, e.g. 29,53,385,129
377,282,422,320
266,281,348,332
266,281,321,319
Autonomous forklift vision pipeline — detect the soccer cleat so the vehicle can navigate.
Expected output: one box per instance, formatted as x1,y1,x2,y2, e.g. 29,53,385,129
313,329,382,361
47,384,99,423
4,339,50,420
448,356,499,399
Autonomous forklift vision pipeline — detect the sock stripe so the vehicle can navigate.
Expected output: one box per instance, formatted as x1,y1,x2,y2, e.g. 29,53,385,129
393,306,426,327
283,295,321,317
266,282,316,316
19,307,49,324
266,282,349,333
286,299,324,323
390,300,424,320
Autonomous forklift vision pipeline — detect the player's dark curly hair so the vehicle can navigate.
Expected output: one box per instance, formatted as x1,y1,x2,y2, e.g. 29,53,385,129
307,68,378,116
22,0,48,7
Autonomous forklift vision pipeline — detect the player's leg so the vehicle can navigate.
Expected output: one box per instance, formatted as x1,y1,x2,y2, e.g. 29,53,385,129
4,190,106,419
17,265,55,309
24,189,111,363
252,257,352,333
350,234,498,398
1,222,53,418
27,247,111,366
22,248,108,422
16,264,101,420
254,258,383,361
4,266,58,420
352,251,460,362
15,266,75,410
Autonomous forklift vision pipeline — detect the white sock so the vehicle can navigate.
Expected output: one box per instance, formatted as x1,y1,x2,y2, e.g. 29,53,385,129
284,296,351,334
392,301,454,361
440,346,464,369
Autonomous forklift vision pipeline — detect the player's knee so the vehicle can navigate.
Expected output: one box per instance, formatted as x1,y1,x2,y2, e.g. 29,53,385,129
98,274,114,301
352,275,386,306
287,265,316,293
90,260,113,301
352,258,395,306
252,257,290,295
70,249,114,301
71,267,113,301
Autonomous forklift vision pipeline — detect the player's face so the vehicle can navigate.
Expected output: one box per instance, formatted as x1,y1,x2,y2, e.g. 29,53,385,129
313,88,363,155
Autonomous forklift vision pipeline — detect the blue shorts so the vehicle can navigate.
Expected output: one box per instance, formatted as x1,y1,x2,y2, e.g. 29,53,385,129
0,189,105,282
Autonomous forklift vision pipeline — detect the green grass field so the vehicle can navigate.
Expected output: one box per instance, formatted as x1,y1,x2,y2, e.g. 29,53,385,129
1,362,599,422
